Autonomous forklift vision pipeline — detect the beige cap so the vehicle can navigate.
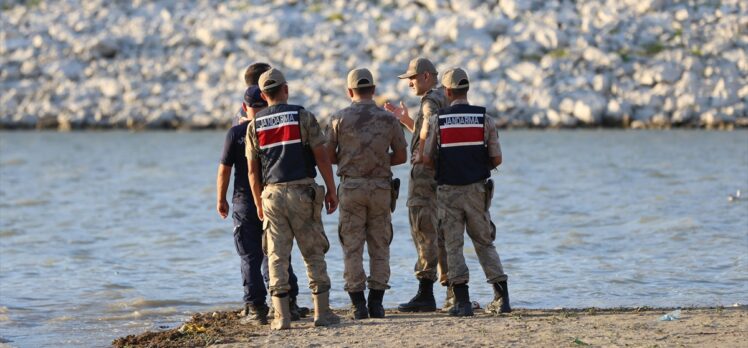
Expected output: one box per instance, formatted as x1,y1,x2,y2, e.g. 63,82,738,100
398,57,437,79
442,67,470,89
258,68,286,91
347,68,375,89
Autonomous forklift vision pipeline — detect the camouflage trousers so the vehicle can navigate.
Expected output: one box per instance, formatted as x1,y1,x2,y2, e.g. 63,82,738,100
437,182,507,285
261,178,332,295
338,177,393,292
408,163,448,284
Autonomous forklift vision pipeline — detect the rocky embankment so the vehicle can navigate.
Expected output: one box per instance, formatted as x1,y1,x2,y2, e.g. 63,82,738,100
1,0,746,130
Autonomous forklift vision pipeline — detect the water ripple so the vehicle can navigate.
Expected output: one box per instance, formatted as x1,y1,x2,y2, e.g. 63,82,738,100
0,130,746,347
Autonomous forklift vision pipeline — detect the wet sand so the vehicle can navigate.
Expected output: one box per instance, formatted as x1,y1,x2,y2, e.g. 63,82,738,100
113,306,747,347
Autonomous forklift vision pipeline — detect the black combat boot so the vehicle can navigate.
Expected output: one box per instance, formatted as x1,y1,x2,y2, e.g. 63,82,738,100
348,291,369,319
288,296,302,321
367,289,386,318
487,281,512,314
240,302,269,325
293,298,310,318
397,279,437,312
448,284,474,317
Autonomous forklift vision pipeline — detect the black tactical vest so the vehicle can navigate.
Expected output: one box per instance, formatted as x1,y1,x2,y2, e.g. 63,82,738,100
436,104,490,185
254,104,316,183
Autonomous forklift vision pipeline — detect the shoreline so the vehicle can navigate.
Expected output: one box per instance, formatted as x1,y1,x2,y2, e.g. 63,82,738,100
113,306,747,347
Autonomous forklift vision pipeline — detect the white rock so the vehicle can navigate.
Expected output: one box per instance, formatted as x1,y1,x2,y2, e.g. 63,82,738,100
710,77,738,108
605,99,632,122
592,74,610,93
651,113,669,126
546,109,562,126
676,93,695,109
634,62,683,86
632,0,664,15
98,78,121,98
675,8,689,21
572,92,607,124
630,120,647,129
20,60,39,77
530,111,549,127
482,55,501,73
559,97,575,114
582,47,612,67
32,35,44,48
738,85,748,99
506,62,540,83
700,109,722,127
500,0,530,19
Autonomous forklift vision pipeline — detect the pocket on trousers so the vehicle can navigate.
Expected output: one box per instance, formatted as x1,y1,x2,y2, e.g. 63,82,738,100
337,219,345,248
387,222,394,246
320,227,330,253
233,225,246,256
261,219,270,255
489,218,496,241
313,184,324,221
436,204,446,222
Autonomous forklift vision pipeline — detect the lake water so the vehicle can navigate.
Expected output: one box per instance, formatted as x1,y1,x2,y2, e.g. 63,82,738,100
1,130,747,347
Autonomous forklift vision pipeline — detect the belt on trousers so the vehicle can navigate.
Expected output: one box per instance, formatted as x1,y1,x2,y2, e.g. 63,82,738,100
265,178,315,187
340,176,389,184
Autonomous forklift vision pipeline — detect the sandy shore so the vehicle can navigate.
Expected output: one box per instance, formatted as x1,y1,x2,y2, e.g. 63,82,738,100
113,306,747,347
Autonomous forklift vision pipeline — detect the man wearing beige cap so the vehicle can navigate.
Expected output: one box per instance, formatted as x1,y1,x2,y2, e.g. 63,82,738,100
384,57,450,313
245,68,340,329
421,67,511,317
327,68,408,320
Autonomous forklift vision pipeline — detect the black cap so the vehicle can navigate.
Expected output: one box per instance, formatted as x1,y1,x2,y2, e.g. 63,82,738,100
243,86,267,108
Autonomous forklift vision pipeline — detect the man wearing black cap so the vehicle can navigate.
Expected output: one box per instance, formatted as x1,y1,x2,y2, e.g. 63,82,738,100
384,57,451,313
217,86,308,325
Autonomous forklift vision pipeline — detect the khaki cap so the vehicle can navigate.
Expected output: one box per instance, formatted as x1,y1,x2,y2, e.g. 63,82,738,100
398,57,437,79
442,67,470,89
258,68,286,91
347,68,375,89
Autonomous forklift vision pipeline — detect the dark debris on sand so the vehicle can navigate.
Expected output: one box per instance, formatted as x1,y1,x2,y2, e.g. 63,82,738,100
112,309,261,348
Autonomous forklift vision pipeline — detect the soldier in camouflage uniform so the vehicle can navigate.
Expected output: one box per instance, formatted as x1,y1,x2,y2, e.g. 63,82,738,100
246,68,340,330
328,68,408,319
384,57,451,312
422,67,511,317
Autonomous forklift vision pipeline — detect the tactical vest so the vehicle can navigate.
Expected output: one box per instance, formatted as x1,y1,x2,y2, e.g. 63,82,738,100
436,104,490,185
254,104,317,184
